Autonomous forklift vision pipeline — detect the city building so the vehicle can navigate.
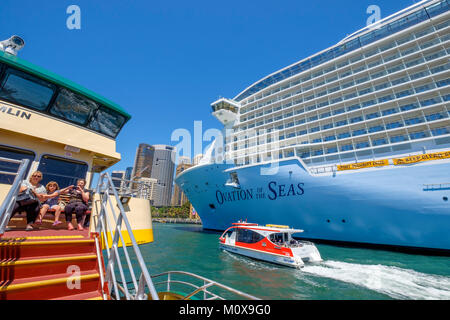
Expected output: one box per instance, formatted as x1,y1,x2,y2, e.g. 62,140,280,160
150,145,176,206
171,161,194,206
125,166,133,180
111,170,125,192
193,154,203,165
135,177,159,205
131,143,154,179
131,143,176,206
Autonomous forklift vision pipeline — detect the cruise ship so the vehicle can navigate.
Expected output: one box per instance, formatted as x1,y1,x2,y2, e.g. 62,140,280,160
175,0,450,254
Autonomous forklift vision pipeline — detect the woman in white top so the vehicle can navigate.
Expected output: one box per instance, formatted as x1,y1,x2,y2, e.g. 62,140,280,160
10,171,49,231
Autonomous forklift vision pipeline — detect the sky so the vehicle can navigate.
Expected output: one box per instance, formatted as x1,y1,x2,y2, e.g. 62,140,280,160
0,0,418,174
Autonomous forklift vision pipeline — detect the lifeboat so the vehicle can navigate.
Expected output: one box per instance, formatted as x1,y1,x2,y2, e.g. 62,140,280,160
219,221,322,268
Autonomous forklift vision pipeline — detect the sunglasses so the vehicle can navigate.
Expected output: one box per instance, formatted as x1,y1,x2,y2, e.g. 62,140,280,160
32,175,42,178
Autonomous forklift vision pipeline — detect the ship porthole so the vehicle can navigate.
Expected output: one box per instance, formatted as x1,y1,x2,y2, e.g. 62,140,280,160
444,197,448,201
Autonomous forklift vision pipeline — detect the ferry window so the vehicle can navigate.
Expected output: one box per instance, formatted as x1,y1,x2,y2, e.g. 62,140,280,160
50,88,98,125
0,68,56,111
236,229,264,244
37,155,88,188
0,146,35,185
269,233,285,244
88,107,126,138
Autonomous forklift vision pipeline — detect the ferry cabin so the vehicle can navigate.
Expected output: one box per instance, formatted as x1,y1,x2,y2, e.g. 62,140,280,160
0,49,153,245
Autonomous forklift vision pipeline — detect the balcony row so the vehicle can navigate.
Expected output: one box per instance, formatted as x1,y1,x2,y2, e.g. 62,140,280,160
229,126,450,166
239,45,450,127
228,88,450,145
238,10,449,106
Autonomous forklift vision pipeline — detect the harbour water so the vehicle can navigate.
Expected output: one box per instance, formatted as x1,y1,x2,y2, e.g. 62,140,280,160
137,223,450,300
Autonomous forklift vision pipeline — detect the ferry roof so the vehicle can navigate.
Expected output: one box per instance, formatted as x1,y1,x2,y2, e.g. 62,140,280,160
0,50,131,121
233,0,447,102
229,223,304,234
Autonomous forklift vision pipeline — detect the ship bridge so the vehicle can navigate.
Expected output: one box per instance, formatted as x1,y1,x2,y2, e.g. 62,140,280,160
211,98,239,127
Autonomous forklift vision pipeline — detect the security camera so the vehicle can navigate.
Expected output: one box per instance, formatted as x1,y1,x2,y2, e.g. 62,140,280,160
0,35,25,56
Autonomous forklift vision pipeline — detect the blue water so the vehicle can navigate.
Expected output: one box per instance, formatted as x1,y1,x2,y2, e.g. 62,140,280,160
137,223,450,300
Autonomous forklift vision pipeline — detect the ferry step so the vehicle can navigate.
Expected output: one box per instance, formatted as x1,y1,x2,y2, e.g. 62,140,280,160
0,231,104,300
6,211,90,231
0,237,96,260
0,253,98,280
0,270,101,300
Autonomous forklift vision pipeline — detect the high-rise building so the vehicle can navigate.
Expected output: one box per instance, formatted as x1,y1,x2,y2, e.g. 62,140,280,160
123,166,134,191
171,161,194,206
150,145,176,207
131,143,176,206
125,166,133,180
111,170,125,192
131,143,154,179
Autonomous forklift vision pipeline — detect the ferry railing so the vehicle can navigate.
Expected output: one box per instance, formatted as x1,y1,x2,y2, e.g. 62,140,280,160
309,165,337,175
94,172,159,300
110,176,154,200
149,271,260,300
94,172,259,301
423,183,450,190
0,158,29,235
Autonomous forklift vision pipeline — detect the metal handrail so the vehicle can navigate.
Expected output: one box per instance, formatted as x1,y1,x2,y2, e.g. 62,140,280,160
423,182,450,190
150,271,260,300
0,158,29,234
94,172,159,300
94,172,259,301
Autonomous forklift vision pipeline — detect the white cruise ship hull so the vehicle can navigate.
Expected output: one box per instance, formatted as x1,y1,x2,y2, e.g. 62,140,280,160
176,158,450,254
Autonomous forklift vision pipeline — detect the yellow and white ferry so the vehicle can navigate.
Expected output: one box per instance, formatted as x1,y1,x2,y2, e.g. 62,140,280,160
0,36,257,300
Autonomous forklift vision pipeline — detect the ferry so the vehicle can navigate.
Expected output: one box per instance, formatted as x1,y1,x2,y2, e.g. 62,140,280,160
175,0,450,255
0,36,257,300
219,221,322,268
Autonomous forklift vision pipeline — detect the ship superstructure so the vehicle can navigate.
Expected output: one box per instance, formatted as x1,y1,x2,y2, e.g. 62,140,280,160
211,0,449,169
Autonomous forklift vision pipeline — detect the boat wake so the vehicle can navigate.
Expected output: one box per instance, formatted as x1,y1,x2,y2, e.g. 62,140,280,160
301,260,450,300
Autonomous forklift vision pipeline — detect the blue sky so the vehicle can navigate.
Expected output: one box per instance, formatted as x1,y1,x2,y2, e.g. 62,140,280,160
0,0,416,172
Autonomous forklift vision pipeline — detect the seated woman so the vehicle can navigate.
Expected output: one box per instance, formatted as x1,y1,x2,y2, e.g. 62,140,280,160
37,182,73,227
10,171,47,231
64,178,90,231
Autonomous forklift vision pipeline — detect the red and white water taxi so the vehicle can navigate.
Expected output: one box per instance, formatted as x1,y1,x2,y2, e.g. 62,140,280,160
219,221,322,268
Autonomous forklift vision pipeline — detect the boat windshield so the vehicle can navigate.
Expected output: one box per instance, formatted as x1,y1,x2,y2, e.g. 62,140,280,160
269,232,289,244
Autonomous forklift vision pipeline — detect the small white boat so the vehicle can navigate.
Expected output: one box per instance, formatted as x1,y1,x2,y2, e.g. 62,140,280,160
219,221,322,268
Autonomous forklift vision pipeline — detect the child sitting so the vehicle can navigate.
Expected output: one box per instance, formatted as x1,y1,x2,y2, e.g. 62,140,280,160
37,182,73,226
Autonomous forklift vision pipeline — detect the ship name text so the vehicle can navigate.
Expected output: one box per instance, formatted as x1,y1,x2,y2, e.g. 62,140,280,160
215,181,305,205
0,105,32,120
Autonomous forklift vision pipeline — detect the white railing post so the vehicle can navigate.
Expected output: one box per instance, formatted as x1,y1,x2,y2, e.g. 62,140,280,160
0,158,29,234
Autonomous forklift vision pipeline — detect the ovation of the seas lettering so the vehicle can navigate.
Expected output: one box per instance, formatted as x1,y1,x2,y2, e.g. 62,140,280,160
215,181,305,205
216,189,254,205
0,105,32,120
267,181,304,201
